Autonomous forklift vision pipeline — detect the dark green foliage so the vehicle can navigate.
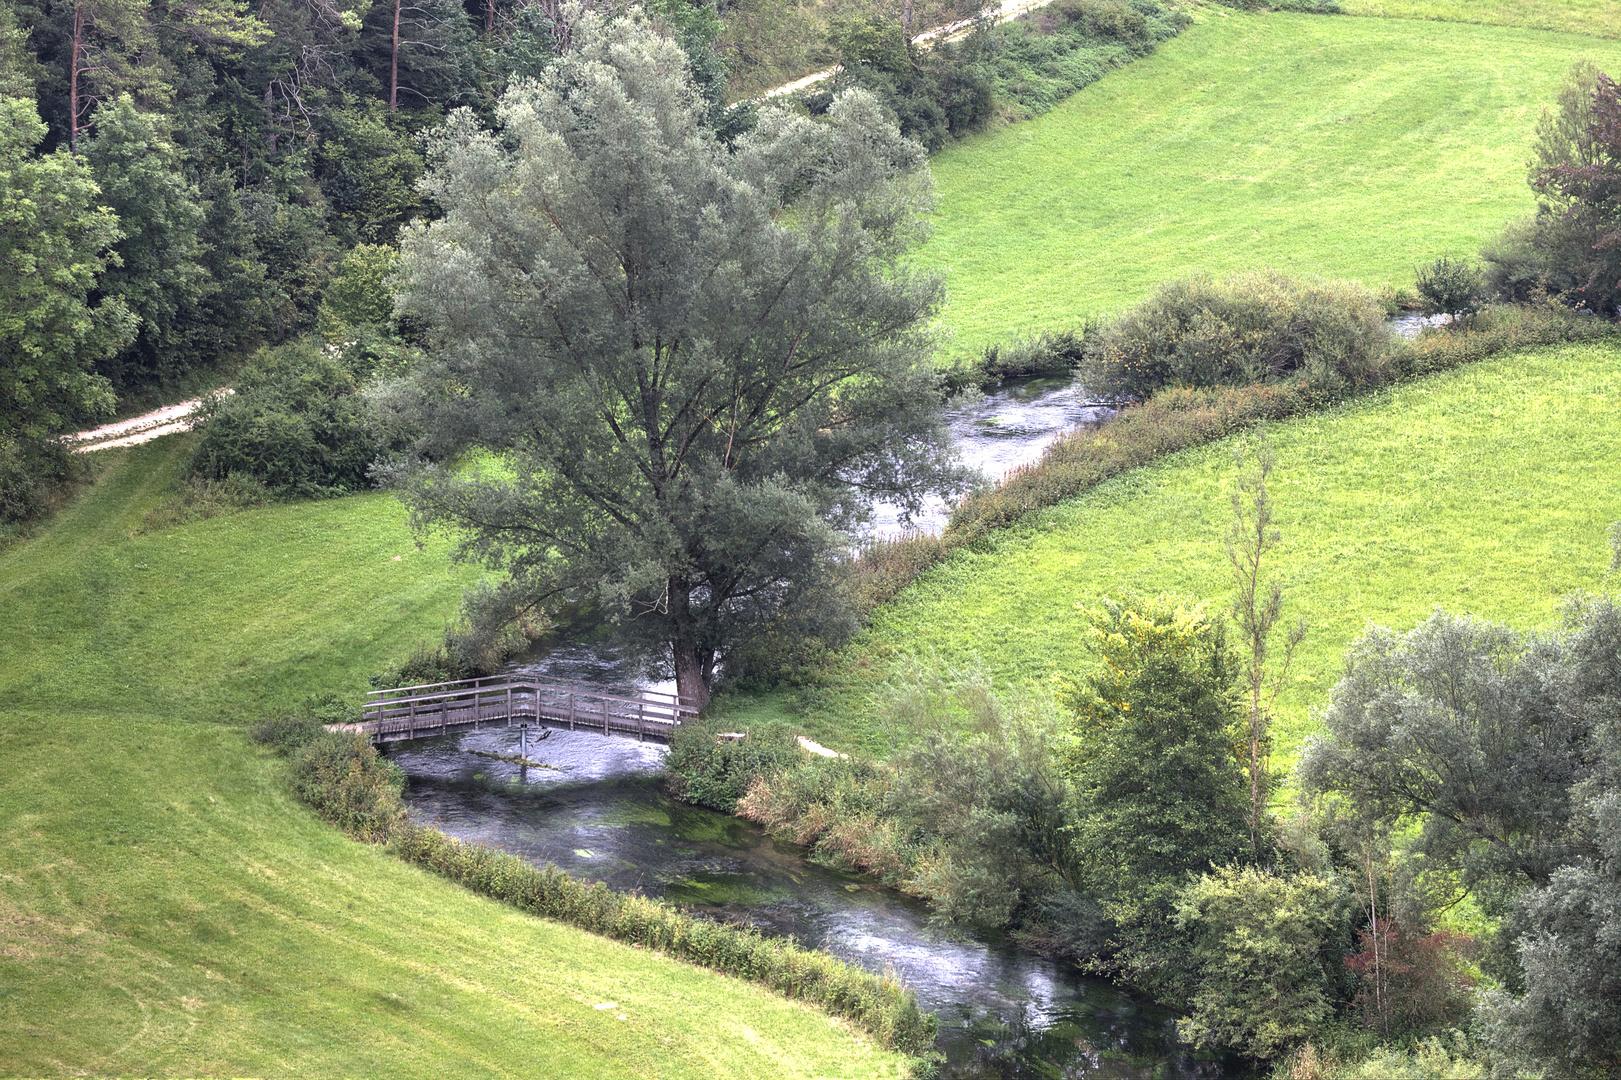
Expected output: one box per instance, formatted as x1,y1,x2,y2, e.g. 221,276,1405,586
314,105,427,245
83,96,210,387
238,188,342,341
1413,255,1483,322
390,824,939,1056
956,326,1089,391
1077,271,1391,403
0,433,89,525
664,717,801,812
188,337,399,498
1058,596,1252,994
1480,208,1593,303
290,731,408,842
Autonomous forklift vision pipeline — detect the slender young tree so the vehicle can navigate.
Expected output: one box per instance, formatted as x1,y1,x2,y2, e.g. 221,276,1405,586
387,8,959,708
1226,431,1303,861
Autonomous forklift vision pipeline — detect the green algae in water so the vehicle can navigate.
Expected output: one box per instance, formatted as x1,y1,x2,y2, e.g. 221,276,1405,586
660,872,787,907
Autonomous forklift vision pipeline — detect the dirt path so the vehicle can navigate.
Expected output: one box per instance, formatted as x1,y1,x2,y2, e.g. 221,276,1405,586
66,392,228,452
760,0,1060,99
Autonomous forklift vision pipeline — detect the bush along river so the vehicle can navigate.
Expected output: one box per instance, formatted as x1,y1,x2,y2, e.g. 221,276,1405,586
388,728,1223,1079
386,373,1220,1076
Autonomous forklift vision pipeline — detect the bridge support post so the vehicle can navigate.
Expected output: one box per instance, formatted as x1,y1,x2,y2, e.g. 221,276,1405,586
519,724,528,759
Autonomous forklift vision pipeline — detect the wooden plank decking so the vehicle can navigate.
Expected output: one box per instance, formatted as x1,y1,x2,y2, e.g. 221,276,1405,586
356,675,698,745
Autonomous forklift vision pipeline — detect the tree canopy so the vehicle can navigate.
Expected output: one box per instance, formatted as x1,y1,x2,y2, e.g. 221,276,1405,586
386,9,959,707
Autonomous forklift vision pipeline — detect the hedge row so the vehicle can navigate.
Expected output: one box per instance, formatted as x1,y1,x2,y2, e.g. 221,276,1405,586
856,303,1614,609
389,823,938,1056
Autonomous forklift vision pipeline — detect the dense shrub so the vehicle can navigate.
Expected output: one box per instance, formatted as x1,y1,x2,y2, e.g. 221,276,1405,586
664,716,802,812
946,326,1092,391
1077,271,1392,402
290,731,408,842
1480,210,1592,303
813,0,1185,150
1174,868,1348,1060
188,336,410,498
1413,256,1484,322
390,824,938,1055
0,436,88,526
138,472,269,532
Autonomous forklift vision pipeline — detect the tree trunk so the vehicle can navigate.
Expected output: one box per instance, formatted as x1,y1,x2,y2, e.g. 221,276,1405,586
484,0,494,36
69,3,86,151
389,0,402,110
673,638,710,712
667,579,711,712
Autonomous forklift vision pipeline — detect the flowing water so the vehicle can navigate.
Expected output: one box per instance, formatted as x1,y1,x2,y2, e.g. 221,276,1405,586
871,372,1113,538
391,374,1225,1076
389,728,1224,1079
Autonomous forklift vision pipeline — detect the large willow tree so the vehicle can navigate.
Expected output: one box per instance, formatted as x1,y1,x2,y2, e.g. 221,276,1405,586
387,9,957,708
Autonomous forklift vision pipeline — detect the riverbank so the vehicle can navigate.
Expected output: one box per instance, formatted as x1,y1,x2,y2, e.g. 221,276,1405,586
0,437,911,1077
737,337,1621,760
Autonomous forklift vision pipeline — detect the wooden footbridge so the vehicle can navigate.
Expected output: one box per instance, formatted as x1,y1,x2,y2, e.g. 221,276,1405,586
356,675,699,745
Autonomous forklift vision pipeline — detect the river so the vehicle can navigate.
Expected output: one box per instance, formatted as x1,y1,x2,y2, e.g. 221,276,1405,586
388,729,1222,1078
384,374,1226,1076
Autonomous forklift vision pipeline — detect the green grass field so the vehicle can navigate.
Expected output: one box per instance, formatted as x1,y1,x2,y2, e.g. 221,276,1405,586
0,437,908,1077
769,342,1621,760
1343,0,1621,40
923,11,1621,355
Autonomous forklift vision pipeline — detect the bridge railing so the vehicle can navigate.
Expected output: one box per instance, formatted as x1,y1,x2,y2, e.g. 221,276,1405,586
361,675,700,743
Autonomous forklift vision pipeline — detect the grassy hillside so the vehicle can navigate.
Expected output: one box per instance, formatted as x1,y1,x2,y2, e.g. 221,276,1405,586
923,12,1621,354
767,342,1621,759
1343,0,1621,40
0,436,909,1077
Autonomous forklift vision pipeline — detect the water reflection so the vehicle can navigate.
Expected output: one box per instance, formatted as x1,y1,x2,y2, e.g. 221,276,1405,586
388,728,1223,1079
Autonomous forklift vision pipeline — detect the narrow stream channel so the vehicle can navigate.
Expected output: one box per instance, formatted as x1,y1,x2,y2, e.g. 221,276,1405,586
386,374,1226,1076
389,729,1222,1078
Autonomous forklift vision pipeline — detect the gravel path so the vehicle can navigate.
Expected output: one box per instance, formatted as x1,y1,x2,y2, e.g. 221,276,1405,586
66,392,228,452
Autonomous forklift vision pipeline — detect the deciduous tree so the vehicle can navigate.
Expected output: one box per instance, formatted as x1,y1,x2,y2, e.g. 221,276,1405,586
387,9,958,708
0,95,132,443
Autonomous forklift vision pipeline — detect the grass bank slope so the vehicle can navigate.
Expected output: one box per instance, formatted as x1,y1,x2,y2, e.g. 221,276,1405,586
0,437,908,1077
786,342,1621,758
1343,0,1621,41
924,13,1621,354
